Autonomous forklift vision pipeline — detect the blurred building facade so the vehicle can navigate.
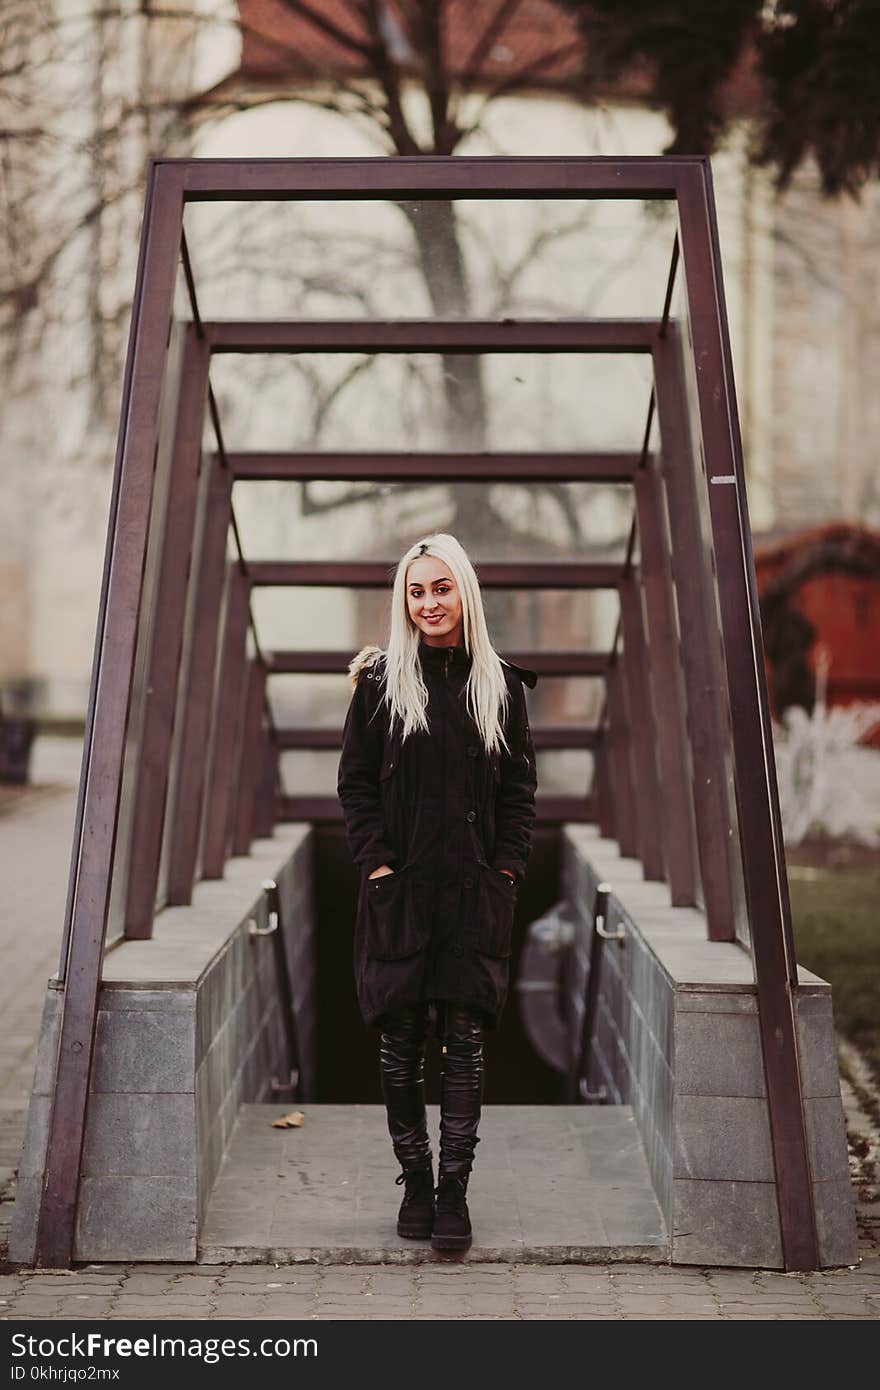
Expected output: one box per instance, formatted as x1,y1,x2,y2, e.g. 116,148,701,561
3,0,880,721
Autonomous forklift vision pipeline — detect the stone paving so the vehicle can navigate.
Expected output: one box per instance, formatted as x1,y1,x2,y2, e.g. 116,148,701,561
1,1257,878,1319
0,773,79,1257
1,745,878,1320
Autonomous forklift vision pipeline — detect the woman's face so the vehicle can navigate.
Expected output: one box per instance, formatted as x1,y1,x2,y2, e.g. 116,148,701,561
406,556,464,646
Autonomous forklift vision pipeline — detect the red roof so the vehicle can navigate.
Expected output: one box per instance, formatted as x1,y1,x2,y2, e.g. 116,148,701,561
230,1,762,111
237,0,586,89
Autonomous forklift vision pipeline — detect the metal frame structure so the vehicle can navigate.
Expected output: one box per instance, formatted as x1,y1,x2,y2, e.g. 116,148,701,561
34,157,817,1270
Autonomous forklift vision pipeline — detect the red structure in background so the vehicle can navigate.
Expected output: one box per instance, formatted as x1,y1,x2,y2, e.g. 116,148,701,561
214,1,763,112
755,522,880,745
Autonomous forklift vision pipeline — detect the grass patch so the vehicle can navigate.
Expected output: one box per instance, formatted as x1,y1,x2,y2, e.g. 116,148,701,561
789,867,880,1085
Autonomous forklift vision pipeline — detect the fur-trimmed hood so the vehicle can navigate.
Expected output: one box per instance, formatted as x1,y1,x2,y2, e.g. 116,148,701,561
347,644,385,689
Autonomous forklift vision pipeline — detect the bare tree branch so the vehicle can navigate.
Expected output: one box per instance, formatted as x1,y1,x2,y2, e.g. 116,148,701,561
459,0,524,89
459,39,585,142
361,0,421,154
274,0,372,59
407,0,459,152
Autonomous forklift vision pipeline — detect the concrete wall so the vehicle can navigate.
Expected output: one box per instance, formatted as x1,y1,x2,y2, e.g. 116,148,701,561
562,825,858,1269
10,825,316,1265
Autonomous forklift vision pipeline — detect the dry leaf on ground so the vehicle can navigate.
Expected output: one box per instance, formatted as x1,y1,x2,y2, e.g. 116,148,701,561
271,1110,305,1129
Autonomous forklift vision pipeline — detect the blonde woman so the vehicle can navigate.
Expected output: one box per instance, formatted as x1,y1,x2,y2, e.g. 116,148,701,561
337,533,538,1252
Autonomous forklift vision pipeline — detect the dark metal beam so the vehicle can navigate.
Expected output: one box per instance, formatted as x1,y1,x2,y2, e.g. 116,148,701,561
605,656,639,860
593,733,616,840
164,459,233,905
619,570,666,881
635,464,699,905
275,725,599,751
200,566,251,880
171,154,688,200
653,336,739,941
503,651,612,677
252,733,279,841
204,320,658,354
231,660,268,857
265,649,610,676
34,163,184,1268
124,328,210,939
677,164,818,1271
249,561,623,590
278,794,595,824
226,451,643,483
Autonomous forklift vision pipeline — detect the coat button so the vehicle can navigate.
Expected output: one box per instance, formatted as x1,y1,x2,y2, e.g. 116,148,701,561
467,745,478,757
466,810,476,823
463,876,473,889
451,943,464,958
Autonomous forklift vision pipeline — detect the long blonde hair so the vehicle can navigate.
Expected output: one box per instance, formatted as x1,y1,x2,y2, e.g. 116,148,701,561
378,533,511,756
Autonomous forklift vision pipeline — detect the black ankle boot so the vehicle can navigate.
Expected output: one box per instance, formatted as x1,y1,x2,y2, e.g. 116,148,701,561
395,1163,435,1240
431,1172,472,1251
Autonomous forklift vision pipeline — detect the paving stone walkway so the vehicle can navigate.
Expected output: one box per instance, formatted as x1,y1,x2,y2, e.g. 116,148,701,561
1,1258,878,1319
1,747,878,1320
0,774,79,1257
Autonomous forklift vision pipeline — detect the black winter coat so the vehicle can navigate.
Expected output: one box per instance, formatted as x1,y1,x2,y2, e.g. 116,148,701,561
336,638,538,1030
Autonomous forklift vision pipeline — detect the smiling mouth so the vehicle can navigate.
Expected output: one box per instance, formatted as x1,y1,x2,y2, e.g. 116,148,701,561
423,615,445,623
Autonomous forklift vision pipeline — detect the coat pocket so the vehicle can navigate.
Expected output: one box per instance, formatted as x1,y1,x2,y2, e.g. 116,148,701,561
365,866,428,961
475,863,517,959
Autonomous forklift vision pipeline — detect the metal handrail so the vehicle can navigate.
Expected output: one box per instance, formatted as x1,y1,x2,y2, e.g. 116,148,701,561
567,882,625,1104
247,879,301,1100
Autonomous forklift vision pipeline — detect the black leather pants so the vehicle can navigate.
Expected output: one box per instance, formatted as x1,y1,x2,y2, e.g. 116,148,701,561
378,1001,485,1179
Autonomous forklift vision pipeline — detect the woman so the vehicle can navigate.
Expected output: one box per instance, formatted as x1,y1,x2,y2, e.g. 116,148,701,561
336,533,538,1252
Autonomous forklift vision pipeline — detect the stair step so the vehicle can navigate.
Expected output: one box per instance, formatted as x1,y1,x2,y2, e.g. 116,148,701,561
199,1104,668,1266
